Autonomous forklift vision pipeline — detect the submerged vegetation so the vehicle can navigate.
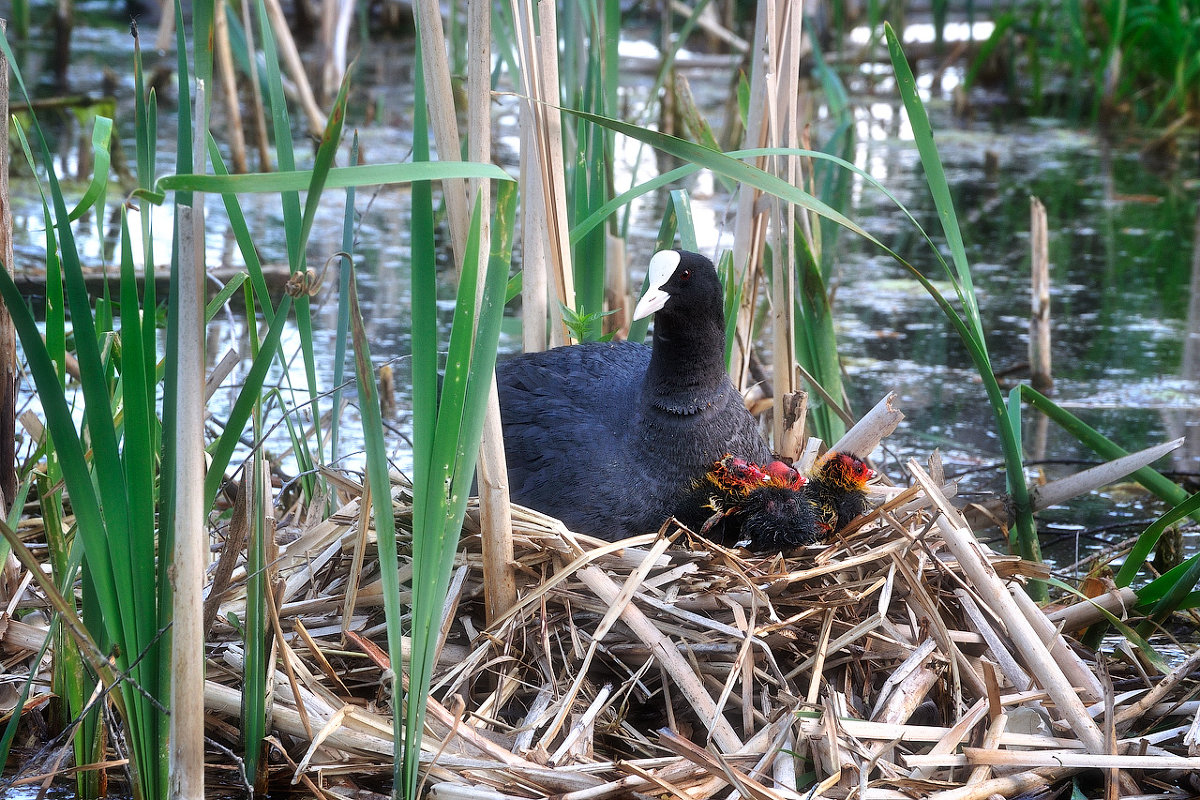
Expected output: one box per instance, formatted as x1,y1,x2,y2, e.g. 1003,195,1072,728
0,0,1197,797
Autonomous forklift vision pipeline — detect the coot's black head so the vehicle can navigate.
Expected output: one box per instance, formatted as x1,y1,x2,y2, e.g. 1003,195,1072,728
632,250,725,326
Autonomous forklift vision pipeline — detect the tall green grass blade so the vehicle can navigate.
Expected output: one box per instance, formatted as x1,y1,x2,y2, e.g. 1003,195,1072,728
1046,576,1169,671
206,139,281,323
717,251,744,372
884,23,981,332
205,272,249,320
1116,489,1200,588
885,23,1039,578
1005,385,1026,552
243,454,269,788
794,229,846,441
202,296,294,507
1137,552,1200,607
8,122,66,384
331,133,360,462
115,211,162,785
249,0,323,500
407,206,485,794
409,199,507,800
67,116,114,222
404,21,437,796
289,65,353,477
0,269,153,791
1139,551,1200,639
670,190,698,252
156,160,511,194
493,181,519,273
568,139,882,248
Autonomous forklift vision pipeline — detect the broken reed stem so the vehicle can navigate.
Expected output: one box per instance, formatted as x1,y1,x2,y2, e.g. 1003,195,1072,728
908,460,1107,754
831,391,905,458
575,564,744,752
1007,582,1104,702
169,79,209,800
464,0,516,624
1045,586,1138,633
1029,196,1052,393
0,18,16,515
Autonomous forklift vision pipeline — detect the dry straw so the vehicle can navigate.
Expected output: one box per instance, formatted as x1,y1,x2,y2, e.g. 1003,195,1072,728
187,441,1200,795
6,413,1198,797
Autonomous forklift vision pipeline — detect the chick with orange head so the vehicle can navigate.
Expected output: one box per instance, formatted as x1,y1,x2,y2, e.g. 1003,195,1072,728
678,451,874,551
801,452,875,537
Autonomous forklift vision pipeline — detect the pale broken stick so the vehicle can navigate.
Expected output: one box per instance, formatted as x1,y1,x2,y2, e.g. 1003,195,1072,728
907,460,1106,755
962,438,1183,530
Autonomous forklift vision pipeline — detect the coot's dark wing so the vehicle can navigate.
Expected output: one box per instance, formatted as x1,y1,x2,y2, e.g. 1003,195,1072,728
496,341,651,538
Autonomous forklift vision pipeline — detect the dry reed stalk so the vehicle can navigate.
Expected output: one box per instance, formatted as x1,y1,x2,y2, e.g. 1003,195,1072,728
203,468,252,639
0,18,16,514
963,438,1184,529
26,433,1167,796
1112,646,1200,729
1045,586,1139,632
261,0,327,135
908,460,1107,754
831,391,905,457
1007,582,1104,702
776,390,808,461
340,479,372,636
955,589,1033,691
319,0,354,101
505,0,572,346
169,80,209,800
764,0,803,447
411,0,469,265
462,0,517,624
154,0,174,52
576,561,744,751
213,0,249,174
534,0,574,342
1030,196,1052,392
728,0,772,390
518,126,550,352
239,0,273,171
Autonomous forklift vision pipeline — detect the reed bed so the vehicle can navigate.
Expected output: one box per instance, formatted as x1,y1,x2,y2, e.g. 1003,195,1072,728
7,446,1189,797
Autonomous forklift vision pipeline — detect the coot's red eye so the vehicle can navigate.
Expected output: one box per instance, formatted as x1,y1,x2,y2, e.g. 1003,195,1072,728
681,269,691,280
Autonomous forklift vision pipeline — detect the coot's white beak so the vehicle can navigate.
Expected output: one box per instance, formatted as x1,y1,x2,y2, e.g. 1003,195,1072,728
632,250,680,321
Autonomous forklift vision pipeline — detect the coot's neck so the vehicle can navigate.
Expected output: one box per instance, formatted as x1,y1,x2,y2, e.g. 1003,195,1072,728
643,309,730,414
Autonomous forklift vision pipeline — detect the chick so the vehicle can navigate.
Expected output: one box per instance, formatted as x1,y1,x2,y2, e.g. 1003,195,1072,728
679,451,875,551
801,451,875,537
677,454,810,550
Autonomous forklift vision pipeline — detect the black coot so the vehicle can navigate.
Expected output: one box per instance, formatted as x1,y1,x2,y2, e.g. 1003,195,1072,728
496,250,772,539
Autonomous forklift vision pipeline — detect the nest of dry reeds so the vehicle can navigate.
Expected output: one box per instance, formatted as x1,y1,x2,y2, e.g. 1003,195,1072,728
191,455,1200,799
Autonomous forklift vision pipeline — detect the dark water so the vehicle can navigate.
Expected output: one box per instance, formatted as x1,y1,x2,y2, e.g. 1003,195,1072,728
7,14,1199,581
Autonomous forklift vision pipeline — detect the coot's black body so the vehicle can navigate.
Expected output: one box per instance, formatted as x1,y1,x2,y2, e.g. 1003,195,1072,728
496,250,771,540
